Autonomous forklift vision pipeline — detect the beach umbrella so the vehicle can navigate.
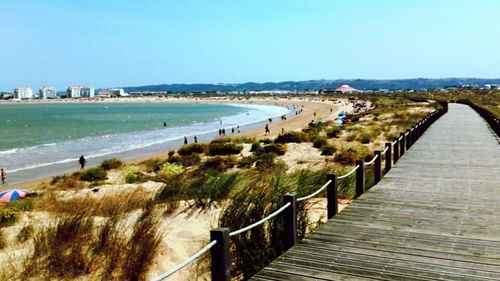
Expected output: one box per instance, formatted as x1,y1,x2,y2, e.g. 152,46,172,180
0,189,28,203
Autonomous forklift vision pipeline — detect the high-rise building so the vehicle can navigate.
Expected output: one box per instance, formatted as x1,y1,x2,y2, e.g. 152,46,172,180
67,86,94,98
13,87,34,99
39,86,57,99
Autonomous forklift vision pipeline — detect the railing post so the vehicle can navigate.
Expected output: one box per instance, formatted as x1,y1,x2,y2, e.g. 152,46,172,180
400,133,406,156
326,174,338,219
374,151,382,185
210,228,231,281
405,130,411,150
393,138,399,163
384,142,392,174
283,194,297,250
355,160,365,198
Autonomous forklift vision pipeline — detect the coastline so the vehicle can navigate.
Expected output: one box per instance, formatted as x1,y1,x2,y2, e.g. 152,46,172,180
4,97,347,191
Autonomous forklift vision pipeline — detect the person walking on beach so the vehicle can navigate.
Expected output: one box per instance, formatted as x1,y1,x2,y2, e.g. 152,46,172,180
237,125,240,133
79,155,86,170
231,127,235,134
184,136,188,145
1,168,7,186
194,136,198,143
265,124,270,135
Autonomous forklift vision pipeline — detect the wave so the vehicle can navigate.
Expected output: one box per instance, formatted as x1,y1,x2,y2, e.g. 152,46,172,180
3,103,290,175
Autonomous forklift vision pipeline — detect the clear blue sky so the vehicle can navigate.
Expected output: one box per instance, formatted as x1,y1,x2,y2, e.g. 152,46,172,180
1,0,500,91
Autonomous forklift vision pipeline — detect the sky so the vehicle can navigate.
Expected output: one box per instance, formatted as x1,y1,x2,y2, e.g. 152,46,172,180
1,0,500,91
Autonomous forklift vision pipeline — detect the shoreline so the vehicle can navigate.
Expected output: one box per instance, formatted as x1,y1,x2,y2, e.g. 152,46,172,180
5,97,348,191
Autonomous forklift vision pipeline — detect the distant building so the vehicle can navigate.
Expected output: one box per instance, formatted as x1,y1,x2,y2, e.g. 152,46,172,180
13,87,34,99
97,88,126,98
334,85,359,94
67,86,94,98
39,86,57,99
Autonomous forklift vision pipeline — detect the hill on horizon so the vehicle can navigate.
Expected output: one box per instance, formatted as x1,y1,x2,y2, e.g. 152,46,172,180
120,78,500,93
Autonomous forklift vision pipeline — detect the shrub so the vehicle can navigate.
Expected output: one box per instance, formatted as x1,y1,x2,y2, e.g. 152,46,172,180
124,171,150,183
192,172,241,209
0,207,18,226
303,128,321,141
168,150,175,157
321,145,336,156
345,133,356,142
250,142,262,152
142,158,165,173
160,163,184,177
231,136,255,143
50,174,84,189
179,154,201,167
262,143,287,156
312,137,328,149
167,155,180,164
207,141,243,156
259,138,273,144
9,198,34,211
255,152,277,170
238,155,257,168
326,127,341,138
358,132,372,144
80,167,107,182
178,143,206,156
100,158,124,170
155,175,186,201
203,156,237,171
274,131,308,143
334,144,372,165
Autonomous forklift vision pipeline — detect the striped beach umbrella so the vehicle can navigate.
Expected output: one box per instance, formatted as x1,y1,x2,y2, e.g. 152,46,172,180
0,189,28,203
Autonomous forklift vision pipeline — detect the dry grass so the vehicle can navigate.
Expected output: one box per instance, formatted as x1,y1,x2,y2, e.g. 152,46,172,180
20,205,163,281
36,189,153,218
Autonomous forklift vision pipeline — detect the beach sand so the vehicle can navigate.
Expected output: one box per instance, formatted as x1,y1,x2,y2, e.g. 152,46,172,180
5,97,350,191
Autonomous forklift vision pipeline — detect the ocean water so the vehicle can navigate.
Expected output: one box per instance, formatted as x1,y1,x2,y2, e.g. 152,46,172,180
0,102,288,184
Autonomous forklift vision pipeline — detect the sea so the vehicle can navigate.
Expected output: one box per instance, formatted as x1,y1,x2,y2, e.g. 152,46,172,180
0,102,289,185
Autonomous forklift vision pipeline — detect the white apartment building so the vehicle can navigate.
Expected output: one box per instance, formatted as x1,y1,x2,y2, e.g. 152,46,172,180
13,87,34,99
39,86,57,99
97,88,125,98
110,88,125,96
67,86,94,98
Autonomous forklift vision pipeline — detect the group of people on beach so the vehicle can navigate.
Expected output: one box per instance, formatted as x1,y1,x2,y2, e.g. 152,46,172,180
218,125,240,137
183,136,198,145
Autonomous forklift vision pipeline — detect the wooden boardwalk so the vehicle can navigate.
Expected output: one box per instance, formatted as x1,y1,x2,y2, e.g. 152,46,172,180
252,104,500,281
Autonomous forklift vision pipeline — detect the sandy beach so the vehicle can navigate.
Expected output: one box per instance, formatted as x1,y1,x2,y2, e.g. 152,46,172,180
5,96,350,191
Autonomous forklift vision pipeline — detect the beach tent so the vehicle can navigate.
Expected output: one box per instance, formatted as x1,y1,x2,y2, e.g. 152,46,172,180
334,85,359,94
338,111,347,117
0,189,28,203
334,118,344,125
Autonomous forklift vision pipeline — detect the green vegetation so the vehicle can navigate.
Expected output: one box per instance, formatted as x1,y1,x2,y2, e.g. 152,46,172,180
274,131,308,143
312,137,328,148
80,167,107,182
125,171,148,183
178,143,206,156
100,158,124,170
320,145,336,156
261,143,287,156
207,139,243,155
